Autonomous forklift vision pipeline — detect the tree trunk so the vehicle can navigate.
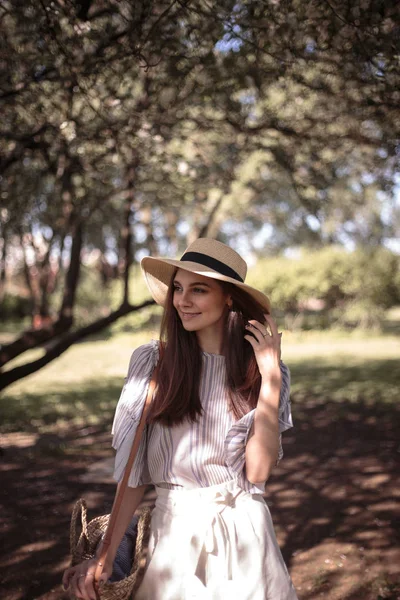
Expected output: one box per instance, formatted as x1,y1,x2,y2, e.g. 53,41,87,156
141,206,158,255
165,209,179,255
0,222,83,368
120,168,135,306
0,227,7,303
59,220,83,322
38,233,56,321
198,193,225,238
19,232,40,323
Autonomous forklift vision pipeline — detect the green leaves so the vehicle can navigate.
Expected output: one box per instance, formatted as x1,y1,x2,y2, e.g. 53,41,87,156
247,246,400,329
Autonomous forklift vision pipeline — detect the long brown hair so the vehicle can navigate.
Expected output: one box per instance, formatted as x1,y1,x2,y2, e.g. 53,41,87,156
147,272,269,426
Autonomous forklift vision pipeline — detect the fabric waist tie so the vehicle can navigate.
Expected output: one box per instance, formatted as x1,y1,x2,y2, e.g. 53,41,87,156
154,480,258,581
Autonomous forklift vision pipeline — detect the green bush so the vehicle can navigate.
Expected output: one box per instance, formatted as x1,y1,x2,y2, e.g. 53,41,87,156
247,246,400,329
2,248,399,333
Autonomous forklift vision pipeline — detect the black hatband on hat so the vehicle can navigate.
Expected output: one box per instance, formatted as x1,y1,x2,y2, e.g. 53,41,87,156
180,251,244,283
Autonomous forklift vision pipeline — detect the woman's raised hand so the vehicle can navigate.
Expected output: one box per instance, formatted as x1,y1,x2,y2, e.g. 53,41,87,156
62,557,112,600
244,314,282,380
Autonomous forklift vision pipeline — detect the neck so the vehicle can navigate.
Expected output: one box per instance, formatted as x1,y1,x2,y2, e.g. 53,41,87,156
196,323,224,355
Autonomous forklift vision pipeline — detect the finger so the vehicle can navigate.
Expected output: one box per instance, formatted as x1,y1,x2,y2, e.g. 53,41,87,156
87,575,99,600
247,319,267,334
74,578,88,600
95,574,108,597
78,574,96,600
264,314,279,336
245,325,264,344
246,320,267,341
87,568,101,600
69,574,81,599
62,567,75,590
244,334,258,349
70,570,88,600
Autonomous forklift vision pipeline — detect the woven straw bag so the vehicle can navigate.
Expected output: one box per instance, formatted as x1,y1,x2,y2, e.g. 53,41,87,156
69,498,151,600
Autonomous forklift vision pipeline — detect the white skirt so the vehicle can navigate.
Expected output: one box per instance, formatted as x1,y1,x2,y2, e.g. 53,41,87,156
135,480,298,600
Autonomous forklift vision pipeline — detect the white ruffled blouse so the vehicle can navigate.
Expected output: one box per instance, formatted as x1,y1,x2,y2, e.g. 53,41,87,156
112,341,293,494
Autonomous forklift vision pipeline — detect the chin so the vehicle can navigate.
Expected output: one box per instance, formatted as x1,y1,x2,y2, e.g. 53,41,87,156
181,321,201,331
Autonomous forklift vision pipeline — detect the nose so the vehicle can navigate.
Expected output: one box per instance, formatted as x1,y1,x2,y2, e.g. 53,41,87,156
179,289,192,307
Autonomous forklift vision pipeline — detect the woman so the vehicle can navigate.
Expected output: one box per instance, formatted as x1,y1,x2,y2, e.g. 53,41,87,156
63,238,298,600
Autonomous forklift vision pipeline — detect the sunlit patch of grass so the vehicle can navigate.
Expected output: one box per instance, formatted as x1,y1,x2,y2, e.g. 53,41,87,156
287,358,399,405
1,328,399,434
282,331,400,405
282,330,400,358
1,331,153,434
2,330,157,390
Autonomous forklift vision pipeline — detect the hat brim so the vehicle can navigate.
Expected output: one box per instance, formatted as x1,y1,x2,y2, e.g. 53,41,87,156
141,256,271,312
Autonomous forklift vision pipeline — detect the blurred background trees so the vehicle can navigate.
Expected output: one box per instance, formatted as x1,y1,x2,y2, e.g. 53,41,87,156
1,0,399,389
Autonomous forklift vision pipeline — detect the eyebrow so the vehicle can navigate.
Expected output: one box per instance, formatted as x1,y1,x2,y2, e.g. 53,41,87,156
173,279,212,288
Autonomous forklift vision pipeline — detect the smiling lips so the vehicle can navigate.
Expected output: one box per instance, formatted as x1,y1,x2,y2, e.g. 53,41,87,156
180,312,201,320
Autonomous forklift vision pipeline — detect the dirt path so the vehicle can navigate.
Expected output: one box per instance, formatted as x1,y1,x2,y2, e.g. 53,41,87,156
1,398,399,600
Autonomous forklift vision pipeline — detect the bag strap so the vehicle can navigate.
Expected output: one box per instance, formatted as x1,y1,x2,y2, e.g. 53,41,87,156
93,361,159,592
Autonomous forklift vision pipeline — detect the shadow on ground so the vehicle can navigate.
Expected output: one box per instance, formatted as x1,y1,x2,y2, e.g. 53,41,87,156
1,364,399,600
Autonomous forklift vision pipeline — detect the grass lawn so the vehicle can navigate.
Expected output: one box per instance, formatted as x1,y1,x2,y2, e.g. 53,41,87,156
1,326,399,600
1,327,399,433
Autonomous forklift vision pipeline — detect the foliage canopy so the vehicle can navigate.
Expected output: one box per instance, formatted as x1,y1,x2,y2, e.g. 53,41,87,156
0,0,399,387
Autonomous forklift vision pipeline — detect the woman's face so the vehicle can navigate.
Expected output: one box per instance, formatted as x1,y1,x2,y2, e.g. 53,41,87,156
172,269,230,334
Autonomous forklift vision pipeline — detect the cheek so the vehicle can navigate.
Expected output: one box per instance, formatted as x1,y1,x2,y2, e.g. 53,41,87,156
172,293,179,309
209,296,227,316
215,304,227,318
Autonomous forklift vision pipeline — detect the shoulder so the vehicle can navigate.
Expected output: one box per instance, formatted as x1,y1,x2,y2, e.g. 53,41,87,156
113,341,159,420
128,340,159,361
126,340,159,382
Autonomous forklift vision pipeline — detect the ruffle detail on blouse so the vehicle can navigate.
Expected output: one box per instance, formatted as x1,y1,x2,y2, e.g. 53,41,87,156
224,361,293,492
111,340,159,487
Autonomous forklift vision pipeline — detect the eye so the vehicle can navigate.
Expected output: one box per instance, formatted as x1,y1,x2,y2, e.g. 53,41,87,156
193,287,207,293
173,283,182,292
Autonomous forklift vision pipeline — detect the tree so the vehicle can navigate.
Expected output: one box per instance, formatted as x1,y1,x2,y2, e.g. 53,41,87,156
1,0,399,390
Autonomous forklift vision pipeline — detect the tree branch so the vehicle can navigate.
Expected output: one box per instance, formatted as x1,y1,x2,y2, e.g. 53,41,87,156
0,299,155,391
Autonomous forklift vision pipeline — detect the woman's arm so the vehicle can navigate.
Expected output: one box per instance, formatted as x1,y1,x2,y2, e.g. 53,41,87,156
244,314,282,485
98,483,147,567
245,371,281,484
62,484,147,600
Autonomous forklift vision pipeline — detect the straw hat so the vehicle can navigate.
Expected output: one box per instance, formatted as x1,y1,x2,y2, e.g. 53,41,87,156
140,238,271,312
